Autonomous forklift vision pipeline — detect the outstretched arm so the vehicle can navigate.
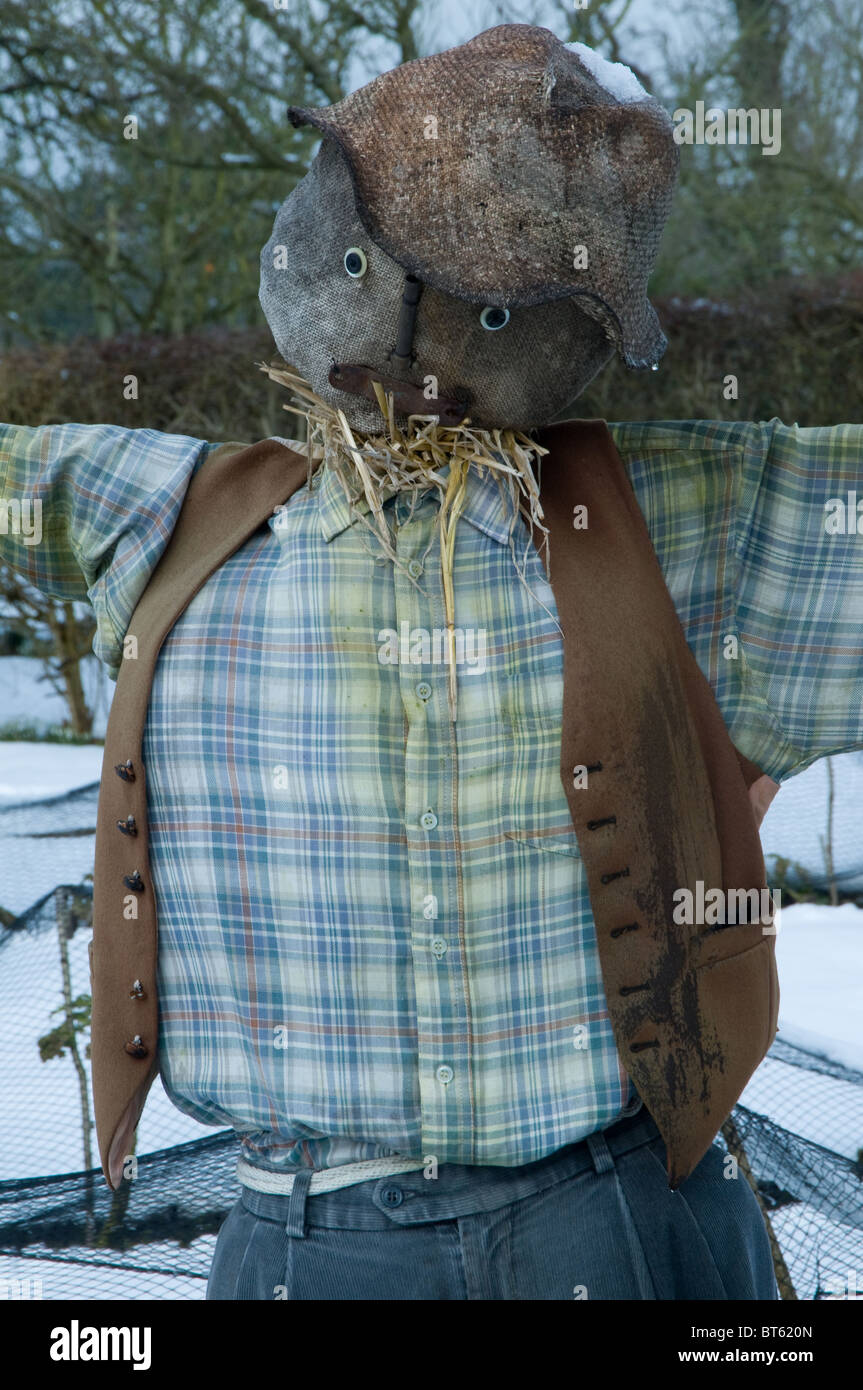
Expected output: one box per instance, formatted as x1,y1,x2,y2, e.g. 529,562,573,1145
609,415,863,788
733,419,863,779
0,424,218,676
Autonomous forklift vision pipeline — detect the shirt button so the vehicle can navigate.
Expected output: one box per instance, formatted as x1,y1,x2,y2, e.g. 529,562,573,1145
381,1185,403,1207
407,559,423,579
415,681,432,701
420,810,438,830
431,938,448,959
436,1064,454,1085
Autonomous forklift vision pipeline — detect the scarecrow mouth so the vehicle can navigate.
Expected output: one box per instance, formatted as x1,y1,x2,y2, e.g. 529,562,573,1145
328,362,471,428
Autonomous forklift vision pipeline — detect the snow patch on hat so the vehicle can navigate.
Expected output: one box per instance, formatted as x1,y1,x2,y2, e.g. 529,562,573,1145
567,42,648,103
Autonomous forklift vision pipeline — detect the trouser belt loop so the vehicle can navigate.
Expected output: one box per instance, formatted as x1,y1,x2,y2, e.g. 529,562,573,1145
586,1129,615,1175
285,1168,314,1239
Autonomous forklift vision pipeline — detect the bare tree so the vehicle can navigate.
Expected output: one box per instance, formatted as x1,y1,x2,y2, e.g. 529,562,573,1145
819,756,840,907
657,0,863,295
0,0,425,339
0,563,97,734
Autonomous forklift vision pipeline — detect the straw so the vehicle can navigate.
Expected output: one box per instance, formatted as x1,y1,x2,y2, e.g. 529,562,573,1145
258,361,552,720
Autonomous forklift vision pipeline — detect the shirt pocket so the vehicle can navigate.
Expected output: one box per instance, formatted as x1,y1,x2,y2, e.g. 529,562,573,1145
505,827,581,858
501,710,581,860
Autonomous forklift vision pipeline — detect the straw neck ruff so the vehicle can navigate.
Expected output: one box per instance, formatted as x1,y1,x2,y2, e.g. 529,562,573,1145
260,362,553,719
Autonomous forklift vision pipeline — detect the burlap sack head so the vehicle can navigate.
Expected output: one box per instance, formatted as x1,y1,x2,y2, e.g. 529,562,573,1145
260,24,678,432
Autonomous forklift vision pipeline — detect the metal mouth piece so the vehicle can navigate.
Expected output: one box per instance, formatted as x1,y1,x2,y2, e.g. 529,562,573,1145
328,363,470,428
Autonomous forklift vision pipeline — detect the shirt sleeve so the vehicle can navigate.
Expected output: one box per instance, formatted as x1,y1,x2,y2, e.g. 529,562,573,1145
733,418,863,778
0,423,216,677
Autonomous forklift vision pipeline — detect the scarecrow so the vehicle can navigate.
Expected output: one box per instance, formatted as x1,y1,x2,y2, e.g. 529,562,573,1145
1,24,861,1301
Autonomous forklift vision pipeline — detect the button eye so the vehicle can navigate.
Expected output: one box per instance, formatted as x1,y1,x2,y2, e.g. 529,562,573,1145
344,247,368,278
480,306,510,331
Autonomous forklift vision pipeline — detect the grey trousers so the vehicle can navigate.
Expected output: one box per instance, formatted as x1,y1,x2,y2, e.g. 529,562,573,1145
206,1109,779,1300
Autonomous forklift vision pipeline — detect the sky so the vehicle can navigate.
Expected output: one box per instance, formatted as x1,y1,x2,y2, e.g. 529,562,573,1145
345,0,698,97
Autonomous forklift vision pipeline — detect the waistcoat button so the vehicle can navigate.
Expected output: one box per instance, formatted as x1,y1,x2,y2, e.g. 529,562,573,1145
114,760,136,782
117,815,138,837
123,871,145,893
124,1036,148,1058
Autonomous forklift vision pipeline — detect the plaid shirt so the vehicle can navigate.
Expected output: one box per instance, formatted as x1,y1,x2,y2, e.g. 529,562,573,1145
2,417,862,1172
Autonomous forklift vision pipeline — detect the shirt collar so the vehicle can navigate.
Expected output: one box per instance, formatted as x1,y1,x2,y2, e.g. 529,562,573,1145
312,449,520,548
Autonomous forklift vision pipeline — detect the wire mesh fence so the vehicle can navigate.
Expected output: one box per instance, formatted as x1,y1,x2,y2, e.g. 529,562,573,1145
1,792,861,1300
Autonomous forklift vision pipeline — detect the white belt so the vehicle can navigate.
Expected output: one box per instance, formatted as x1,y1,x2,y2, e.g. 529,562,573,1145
237,1154,427,1196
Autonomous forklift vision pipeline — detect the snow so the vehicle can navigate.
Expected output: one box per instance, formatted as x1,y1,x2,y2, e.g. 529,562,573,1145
769,1204,863,1302
776,1019,862,1075
742,1049,862,1160
0,741,103,806
567,42,649,103
0,742,105,917
738,903,863,1160
773,902,863,1069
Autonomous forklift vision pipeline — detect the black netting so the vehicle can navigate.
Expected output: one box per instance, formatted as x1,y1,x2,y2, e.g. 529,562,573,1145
0,781,100,837
1,861,861,1299
719,1108,863,1300
0,1134,235,1300
767,1036,862,1086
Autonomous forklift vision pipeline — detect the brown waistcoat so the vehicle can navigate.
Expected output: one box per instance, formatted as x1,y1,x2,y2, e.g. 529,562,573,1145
90,421,779,1191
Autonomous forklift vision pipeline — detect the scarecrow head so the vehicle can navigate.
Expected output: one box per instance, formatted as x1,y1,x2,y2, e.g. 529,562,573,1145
260,23,679,434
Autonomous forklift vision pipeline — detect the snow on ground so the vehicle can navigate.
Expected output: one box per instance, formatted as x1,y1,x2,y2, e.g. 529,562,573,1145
740,903,863,1160
0,741,104,917
0,741,103,806
769,1204,863,1302
772,902,863,1070
0,771,102,919
742,1053,862,1160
